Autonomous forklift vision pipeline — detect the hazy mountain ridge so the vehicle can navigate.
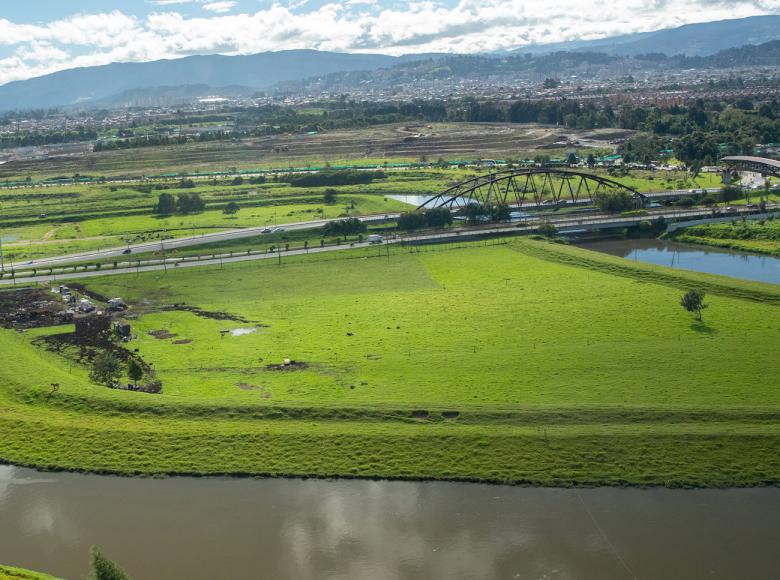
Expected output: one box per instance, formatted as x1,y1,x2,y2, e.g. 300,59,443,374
513,15,780,56
0,15,777,111
0,51,437,111
277,41,780,94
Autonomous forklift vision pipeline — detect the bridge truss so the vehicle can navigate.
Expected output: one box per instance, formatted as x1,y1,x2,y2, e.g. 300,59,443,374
722,156,780,179
416,168,645,211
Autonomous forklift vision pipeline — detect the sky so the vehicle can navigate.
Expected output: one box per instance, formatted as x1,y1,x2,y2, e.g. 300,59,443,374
0,0,778,86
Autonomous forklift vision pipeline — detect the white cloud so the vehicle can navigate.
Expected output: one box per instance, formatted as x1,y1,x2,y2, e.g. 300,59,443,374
202,1,237,13
147,0,195,5
0,0,778,85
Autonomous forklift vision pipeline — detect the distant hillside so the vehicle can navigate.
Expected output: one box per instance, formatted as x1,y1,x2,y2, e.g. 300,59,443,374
0,50,433,111
278,41,780,93
513,15,780,57
638,40,780,69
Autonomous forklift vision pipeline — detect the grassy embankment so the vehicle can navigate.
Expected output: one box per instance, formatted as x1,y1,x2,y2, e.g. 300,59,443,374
0,566,58,580
670,218,780,256
1,239,778,486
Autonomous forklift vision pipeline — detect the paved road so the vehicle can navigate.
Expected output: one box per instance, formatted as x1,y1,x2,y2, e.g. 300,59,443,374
10,214,396,269
3,204,777,287
6,192,776,271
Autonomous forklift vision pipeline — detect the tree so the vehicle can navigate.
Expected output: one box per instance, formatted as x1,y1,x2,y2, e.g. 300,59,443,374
323,217,366,237
462,203,490,224
424,207,452,228
176,192,205,214
230,176,244,186
128,359,144,387
491,203,512,222
592,191,636,213
90,352,122,386
397,212,427,230
680,289,708,321
223,201,240,215
720,185,742,203
566,152,578,166
89,547,129,580
586,153,596,166
323,188,337,204
154,193,176,215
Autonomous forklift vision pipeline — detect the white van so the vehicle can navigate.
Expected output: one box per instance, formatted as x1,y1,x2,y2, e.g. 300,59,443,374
367,234,384,244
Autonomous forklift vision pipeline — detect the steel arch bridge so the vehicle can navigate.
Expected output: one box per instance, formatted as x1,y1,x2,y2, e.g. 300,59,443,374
416,168,645,211
722,156,780,179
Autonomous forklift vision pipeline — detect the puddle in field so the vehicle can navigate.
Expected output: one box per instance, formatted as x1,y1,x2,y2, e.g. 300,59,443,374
231,327,257,337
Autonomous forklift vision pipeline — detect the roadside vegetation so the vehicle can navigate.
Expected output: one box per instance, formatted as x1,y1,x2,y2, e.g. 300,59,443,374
671,217,780,256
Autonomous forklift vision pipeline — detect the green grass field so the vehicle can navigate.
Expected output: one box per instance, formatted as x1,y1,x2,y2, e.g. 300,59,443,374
671,218,780,256
0,238,778,485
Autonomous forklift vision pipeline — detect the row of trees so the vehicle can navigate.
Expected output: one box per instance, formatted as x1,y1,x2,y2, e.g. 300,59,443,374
280,170,385,188
154,192,206,214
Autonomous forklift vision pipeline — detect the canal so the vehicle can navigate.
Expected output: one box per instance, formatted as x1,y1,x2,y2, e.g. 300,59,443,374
1,466,779,579
577,238,780,285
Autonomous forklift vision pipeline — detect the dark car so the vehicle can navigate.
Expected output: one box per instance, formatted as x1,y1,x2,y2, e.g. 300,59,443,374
122,248,132,254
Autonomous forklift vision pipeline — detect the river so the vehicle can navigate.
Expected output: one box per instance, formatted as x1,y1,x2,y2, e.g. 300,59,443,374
1,466,779,579
577,238,780,285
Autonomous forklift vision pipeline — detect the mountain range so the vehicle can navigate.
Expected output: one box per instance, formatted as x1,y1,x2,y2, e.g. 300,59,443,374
0,15,777,111
513,15,780,56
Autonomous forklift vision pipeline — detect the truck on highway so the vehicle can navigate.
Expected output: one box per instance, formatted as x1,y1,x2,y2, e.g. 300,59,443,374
367,234,384,244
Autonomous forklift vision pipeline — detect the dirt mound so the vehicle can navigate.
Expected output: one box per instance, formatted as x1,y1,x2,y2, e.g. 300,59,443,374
173,339,192,344
149,329,177,340
0,288,70,329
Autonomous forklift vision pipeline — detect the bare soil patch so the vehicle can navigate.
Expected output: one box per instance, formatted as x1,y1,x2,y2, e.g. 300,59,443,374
266,361,308,371
0,288,69,329
162,303,254,323
149,329,178,340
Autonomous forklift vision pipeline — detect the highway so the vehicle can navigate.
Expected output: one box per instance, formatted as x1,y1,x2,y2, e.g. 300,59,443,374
6,185,759,271
9,214,396,269
2,204,777,287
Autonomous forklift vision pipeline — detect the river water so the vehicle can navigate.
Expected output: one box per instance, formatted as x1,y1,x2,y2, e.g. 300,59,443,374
1,466,779,580
578,238,780,285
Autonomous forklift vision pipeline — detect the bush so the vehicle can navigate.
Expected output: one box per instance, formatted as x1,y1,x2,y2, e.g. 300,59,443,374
720,185,742,202
89,547,129,580
424,207,453,228
537,221,558,237
398,212,427,230
592,191,636,213
323,217,366,237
